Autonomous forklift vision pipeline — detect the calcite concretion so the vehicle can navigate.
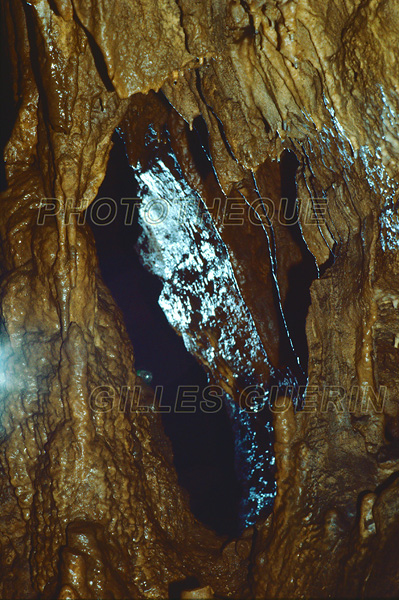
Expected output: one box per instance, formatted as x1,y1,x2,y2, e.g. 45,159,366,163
1,0,399,598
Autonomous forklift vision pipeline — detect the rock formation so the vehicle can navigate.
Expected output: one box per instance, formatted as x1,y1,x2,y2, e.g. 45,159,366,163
1,0,399,598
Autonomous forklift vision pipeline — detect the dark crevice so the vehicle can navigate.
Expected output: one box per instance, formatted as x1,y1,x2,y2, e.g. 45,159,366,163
22,3,52,128
173,0,190,56
375,469,399,495
72,11,115,92
319,243,337,276
278,150,318,385
260,113,271,134
195,70,238,163
251,170,305,392
185,115,213,180
48,0,61,16
88,133,241,537
238,0,256,34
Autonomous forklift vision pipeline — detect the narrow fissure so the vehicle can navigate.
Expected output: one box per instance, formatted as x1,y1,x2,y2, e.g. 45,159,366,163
278,150,318,388
88,134,241,537
173,117,277,530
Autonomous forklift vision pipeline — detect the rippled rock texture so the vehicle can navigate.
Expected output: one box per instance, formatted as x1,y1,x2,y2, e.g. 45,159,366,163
1,0,399,598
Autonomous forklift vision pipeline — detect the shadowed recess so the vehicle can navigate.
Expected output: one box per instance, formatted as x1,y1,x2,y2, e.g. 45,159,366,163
88,134,242,537
279,150,318,385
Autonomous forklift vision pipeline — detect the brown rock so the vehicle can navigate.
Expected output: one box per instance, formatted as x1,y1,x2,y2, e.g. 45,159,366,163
2,0,399,598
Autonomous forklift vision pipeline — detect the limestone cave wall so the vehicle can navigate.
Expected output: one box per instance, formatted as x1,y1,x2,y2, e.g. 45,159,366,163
1,0,399,598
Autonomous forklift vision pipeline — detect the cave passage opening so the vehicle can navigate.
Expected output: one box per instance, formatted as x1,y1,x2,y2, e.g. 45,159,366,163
184,116,317,401
174,113,279,529
88,133,242,537
277,150,319,396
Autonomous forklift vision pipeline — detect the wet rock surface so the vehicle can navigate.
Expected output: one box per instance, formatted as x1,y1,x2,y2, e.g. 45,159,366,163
1,0,399,598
